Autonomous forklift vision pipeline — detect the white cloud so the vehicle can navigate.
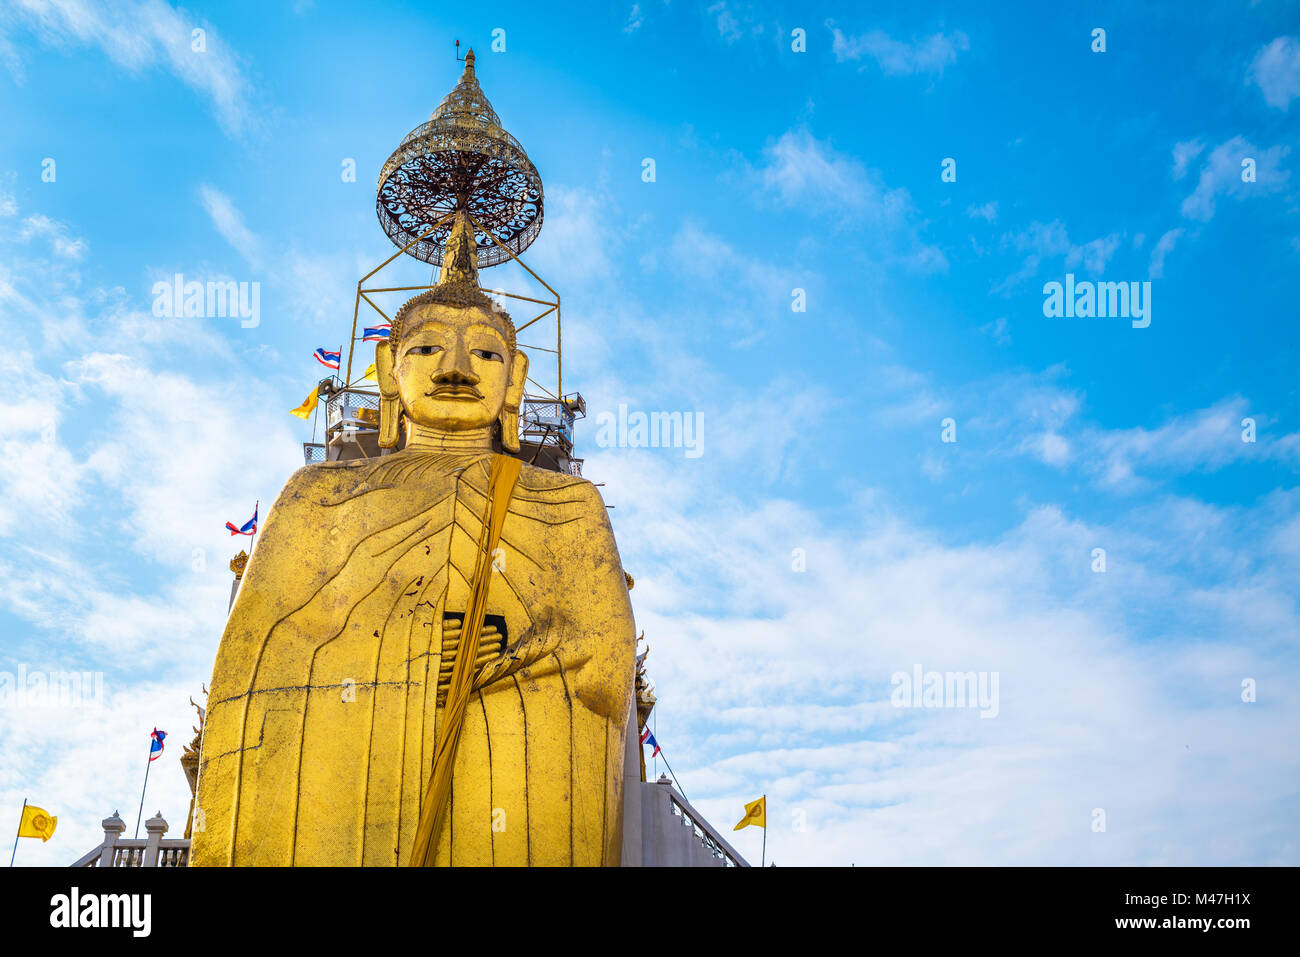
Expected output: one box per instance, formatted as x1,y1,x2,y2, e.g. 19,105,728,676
0,212,301,568
17,213,86,259
0,350,84,535
710,383,837,483
966,201,998,223
741,128,947,270
624,3,643,34
828,22,969,76
1248,35,1300,110
1066,233,1121,274
996,221,1122,288
980,316,1010,345
0,676,208,866
71,351,302,561
198,184,262,267
0,0,254,136
1180,136,1290,222
1171,139,1204,180
665,219,802,343
751,128,883,213
1147,227,1183,279
1083,398,1297,490
0,194,306,864
1008,220,1071,259
523,185,619,289
193,186,355,326
595,444,1300,865
963,373,1298,491
874,389,948,427
973,368,1083,461
1023,430,1070,467
707,1,743,44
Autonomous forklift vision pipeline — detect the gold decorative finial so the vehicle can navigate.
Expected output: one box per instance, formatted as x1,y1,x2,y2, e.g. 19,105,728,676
438,211,480,288
378,43,543,268
230,550,248,580
388,207,518,353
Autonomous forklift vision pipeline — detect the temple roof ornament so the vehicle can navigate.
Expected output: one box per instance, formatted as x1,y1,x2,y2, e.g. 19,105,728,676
376,47,544,268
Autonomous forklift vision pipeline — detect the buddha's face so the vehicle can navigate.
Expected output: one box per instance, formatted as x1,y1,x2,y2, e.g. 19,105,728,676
377,302,525,434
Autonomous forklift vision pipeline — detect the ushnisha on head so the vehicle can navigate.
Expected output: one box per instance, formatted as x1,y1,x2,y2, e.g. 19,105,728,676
374,212,528,452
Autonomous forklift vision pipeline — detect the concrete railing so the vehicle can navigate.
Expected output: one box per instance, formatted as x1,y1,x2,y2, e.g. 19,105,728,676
70,811,190,868
619,700,747,868
640,779,748,867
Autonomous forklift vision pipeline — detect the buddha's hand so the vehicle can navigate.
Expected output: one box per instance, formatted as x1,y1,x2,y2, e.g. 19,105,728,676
472,604,562,689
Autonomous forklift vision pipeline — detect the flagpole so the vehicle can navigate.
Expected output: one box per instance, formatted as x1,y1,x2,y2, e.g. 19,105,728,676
654,749,688,802
249,500,260,556
762,794,767,867
9,798,25,867
653,711,658,781
134,737,154,839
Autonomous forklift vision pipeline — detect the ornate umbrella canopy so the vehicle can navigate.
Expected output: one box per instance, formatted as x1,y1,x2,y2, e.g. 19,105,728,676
376,49,544,268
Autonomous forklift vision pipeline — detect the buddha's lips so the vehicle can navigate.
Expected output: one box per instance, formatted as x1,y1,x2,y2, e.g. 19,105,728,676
428,385,483,399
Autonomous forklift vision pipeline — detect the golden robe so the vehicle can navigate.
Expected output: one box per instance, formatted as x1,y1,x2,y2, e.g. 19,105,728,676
191,450,635,866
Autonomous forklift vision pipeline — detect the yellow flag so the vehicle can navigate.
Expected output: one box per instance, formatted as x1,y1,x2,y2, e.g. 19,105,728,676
18,804,57,842
733,795,765,830
290,387,319,420
363,363,377,382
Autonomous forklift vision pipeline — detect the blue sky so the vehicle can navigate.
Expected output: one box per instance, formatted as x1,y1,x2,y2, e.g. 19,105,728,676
0,0,1297,866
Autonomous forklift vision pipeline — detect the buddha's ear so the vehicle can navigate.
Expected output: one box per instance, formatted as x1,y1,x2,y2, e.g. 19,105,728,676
375,341,399,398
505,349,527,411
499,350,528,454
376,342,402,449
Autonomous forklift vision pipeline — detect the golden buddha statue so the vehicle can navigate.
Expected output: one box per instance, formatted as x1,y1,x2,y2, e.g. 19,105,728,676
191,213,636,866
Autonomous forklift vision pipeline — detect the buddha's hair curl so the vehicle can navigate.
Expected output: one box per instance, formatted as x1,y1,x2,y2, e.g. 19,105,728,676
389,283,517,352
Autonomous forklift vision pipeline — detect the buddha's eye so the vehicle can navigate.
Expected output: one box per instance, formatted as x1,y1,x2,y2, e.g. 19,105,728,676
471,348,503,362
407,344,441,357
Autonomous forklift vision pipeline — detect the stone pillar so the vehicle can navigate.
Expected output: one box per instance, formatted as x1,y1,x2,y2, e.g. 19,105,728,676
143,812,168,867
97,812,125,867
228,551,248,613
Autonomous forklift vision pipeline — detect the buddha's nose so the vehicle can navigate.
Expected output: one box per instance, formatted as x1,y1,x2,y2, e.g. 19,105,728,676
433,340,480,385
433,367,479,386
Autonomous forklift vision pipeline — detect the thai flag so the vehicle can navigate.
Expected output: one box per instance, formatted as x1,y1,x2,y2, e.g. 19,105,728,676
314,348,341,370
640,727,662,758
362,324,391,342
149,728,167,762
225,506,257,536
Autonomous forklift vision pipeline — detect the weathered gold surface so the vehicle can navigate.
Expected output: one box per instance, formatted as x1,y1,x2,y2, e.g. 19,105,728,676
192,224,635,866
409,452,521,866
